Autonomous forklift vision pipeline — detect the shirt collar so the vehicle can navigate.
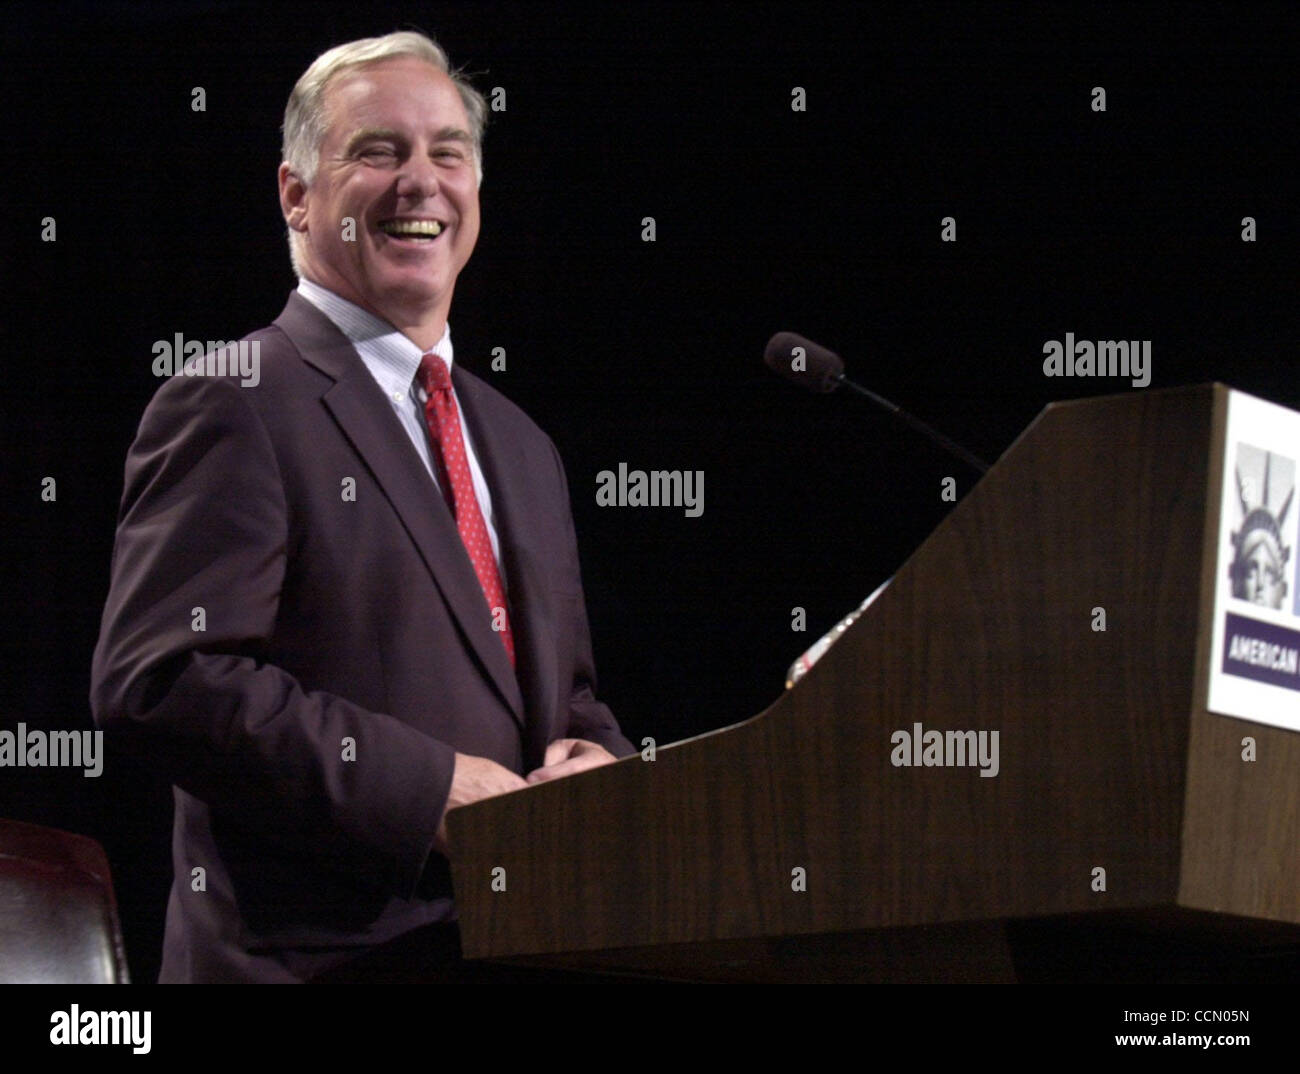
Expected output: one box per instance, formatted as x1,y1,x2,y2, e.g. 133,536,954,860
295,278,453,386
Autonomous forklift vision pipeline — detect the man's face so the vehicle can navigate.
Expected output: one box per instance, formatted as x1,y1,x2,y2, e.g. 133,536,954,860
281,56,480,337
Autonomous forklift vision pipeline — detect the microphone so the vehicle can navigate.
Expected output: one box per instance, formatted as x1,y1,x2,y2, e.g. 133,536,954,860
764,331,845,392
763,332,989,474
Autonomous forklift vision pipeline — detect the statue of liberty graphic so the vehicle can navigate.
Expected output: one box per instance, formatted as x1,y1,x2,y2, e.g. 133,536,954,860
1229,448,1293,610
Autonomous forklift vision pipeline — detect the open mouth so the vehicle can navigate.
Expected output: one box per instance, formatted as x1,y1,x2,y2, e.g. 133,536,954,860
378,218,446,242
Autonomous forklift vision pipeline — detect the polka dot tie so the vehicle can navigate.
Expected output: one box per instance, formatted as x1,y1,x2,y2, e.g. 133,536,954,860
418,352,516,668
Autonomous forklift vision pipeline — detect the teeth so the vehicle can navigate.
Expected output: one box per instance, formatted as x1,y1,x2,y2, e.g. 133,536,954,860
381,219,443,237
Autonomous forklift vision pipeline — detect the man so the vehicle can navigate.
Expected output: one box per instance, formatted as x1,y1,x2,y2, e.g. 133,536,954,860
90,31,634,983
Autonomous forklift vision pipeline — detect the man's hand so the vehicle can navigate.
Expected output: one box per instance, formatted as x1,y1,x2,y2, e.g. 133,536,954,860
434,752,529,854
525,738,618,785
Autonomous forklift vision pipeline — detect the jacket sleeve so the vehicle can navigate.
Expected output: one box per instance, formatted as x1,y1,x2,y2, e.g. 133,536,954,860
546,438,637,759
90,371,453,899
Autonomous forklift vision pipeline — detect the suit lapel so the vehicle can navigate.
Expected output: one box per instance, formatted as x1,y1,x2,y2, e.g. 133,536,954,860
273,293,526,727
453,369,560,768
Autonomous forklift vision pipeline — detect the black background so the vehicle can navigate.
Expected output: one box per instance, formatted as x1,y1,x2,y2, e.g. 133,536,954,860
2,0,1297,984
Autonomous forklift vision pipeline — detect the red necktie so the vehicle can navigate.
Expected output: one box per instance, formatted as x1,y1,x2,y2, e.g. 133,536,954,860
418,352,516,667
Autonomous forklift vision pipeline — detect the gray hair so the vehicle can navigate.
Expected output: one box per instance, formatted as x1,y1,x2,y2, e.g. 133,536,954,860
281,30,488,276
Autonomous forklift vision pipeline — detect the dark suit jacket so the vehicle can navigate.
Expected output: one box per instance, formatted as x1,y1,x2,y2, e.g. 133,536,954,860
90,292,634,982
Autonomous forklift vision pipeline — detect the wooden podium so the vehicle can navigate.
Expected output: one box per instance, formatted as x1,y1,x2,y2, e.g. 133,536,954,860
446,384,1300,981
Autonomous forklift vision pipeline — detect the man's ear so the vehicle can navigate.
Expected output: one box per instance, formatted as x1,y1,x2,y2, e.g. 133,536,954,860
278,161,309,232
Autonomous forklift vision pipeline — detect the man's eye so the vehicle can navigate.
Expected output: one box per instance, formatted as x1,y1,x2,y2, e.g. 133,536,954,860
360,147,397,161
434,148,463,161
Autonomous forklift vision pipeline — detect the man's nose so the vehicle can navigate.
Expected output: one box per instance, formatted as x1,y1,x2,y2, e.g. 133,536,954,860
395,150,439,200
